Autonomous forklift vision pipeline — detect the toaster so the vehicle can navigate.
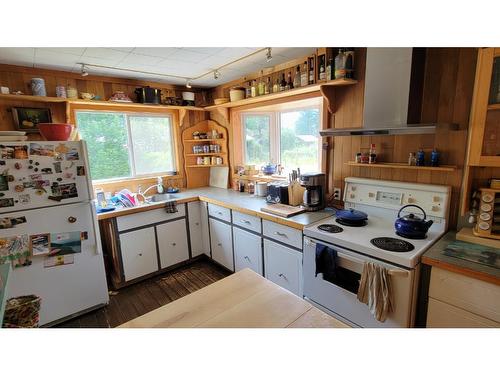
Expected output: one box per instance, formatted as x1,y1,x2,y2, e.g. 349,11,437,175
266,182,289,204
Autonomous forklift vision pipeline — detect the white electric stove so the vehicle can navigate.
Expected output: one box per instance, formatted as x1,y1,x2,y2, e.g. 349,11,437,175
303,177,451,327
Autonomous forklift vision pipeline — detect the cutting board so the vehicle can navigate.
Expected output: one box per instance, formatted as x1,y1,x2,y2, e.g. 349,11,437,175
209,166,229,189
261,204,305,218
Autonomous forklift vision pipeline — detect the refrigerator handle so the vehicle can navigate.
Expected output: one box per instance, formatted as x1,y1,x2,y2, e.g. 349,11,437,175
90,204,102,255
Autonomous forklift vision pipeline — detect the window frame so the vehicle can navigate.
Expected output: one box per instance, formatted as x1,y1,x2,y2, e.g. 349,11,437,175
240,104,322,170
75,109,178,183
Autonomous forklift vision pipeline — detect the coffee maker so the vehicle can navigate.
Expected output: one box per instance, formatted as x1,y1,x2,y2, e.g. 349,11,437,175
299,172,326,211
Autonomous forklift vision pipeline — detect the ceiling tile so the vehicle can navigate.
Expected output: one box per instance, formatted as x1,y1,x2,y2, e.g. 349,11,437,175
82,48,129,62
218,47,260,58
34,49,80,66
118,53,164,67
167,49,212,63
110,47,136,52
33,63,77,72
43,47,86,56
133,47,179,58
182,47,225,55
0,48,35,66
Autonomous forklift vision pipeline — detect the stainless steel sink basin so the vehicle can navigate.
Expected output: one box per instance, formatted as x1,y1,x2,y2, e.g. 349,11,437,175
150,193,176,202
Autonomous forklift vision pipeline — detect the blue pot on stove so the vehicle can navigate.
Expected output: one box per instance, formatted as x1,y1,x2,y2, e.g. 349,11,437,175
394,204,433,239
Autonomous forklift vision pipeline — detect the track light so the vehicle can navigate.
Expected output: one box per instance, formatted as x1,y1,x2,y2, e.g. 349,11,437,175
81,64,89,77
213,70,220,80
266,47,272,62
186,80,192,88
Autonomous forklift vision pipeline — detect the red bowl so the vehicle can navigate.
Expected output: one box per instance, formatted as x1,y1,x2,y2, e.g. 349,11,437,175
38,123,73,141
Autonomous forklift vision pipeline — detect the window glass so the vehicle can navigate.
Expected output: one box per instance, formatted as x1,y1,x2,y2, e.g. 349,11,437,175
280,108,320,173
76,112,131,180
129,116,175,175
76,111,176,181
243,115,271,166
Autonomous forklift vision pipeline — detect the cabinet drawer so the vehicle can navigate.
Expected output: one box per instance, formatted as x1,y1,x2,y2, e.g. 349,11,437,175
233,227,263,275
429,267,500,323
426,298,499,328
209,218,234,271
120,227,158,281
263,220,302,249
208,203,231,223
157,219,189,269
117,204,185,232
232,211,261,234
188,201,204,257
264,239,303,296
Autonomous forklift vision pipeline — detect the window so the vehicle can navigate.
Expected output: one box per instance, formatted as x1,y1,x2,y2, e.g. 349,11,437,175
76,111,176,181
242,105,321,172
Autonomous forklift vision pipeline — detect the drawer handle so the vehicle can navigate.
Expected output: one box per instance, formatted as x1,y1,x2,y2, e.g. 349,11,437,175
138,253,143,257
244,256,250,261
241,219,251,225
217,211,223,215
195,222,200,226
68,216,77,223
218,243,222,247
172,242,176,246
274,231,287,237
278,273,287,280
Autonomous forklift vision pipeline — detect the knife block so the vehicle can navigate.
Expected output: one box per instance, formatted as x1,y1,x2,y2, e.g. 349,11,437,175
288,183,305,207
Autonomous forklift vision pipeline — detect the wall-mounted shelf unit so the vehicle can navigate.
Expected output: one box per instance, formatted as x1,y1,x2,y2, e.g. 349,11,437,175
182,120,229,188
346,161,457,172
204,79,357,110
0,93,67,103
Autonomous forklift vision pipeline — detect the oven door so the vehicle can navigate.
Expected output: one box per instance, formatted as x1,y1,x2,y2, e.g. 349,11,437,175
303,236,415,328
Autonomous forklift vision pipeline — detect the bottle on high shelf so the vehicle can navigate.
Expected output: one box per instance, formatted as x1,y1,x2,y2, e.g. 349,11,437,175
245,81,252,98
280,73,287,91
344,48,355,79
273,77,280,93
301,61,308,86
286,71,294,90
265,77,271,95
293,65,301,88
335,48,346,79
308,58,314,85
326,57,333,80
251,80,257,98
369,143,377,164
258,71,265,96
319,55,326,81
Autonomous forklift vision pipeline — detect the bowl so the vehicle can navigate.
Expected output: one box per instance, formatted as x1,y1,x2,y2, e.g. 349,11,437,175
38,123,73,141
229,87,245,102
80,92,95,100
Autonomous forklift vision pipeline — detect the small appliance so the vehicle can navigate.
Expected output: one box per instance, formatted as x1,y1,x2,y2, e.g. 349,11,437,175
474,188,500,240
266,182,289,204
299,172,326,211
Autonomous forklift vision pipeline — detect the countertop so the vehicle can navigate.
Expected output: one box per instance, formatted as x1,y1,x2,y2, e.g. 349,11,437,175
119,268,348,328
422,231,500,286
97,187,334,230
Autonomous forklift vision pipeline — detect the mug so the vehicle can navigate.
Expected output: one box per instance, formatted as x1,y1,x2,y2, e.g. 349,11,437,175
66,86,78,99
31,78,47,96
56,85,67,98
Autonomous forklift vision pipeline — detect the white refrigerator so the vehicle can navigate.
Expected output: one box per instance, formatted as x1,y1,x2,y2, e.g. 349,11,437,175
0,141,108,326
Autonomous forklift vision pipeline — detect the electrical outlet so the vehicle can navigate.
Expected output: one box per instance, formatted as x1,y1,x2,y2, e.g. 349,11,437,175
333,187,341,200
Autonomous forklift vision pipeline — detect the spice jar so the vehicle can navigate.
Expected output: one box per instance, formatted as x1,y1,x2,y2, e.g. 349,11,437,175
247,182,255,194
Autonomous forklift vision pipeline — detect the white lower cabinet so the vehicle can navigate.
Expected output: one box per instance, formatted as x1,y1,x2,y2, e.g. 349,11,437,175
264,239,303,296
209,218,234,271
188,201,204,257
233,227,263,275
200,201,211,257
120,227,159,282
156,219,190,269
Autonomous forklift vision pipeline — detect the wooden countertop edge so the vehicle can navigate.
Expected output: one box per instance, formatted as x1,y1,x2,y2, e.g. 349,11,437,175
98,194,308,230
422,256,500,286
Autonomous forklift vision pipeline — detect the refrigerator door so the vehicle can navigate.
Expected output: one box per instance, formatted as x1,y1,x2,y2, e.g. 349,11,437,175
2,202,108,325
0,141,91,214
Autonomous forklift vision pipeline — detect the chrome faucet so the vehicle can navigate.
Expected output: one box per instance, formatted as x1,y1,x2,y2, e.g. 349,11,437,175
138,177,165,197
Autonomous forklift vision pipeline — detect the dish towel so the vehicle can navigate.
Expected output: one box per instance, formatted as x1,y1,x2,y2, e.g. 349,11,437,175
357,262,393,322
315,243,338,283
165,201,178,214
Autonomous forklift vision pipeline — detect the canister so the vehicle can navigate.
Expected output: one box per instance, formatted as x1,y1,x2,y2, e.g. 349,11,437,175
31,78,47,96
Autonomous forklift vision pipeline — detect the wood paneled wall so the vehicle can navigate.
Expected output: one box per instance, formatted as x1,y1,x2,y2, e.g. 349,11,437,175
0,64,209,192
331,48,478,228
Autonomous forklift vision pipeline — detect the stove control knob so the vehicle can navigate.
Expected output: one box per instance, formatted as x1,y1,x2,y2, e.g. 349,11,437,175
432,205,440,212
351,186,357,191
350,193,355,199
433,196,440,202
368,192,375,198
407,197,416,203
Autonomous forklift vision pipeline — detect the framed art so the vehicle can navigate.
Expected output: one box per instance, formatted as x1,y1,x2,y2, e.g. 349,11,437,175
12,107,52,133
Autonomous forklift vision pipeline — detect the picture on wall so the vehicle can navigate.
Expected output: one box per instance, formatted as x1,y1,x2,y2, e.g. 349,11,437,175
12,107,52,133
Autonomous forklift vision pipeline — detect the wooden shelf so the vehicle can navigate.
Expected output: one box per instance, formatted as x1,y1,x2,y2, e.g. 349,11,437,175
0,94,205,111
204,79,357,110
346,161,457,172
183,138,225,143
186,164,228,168
487,103,500,110
185,153,227,156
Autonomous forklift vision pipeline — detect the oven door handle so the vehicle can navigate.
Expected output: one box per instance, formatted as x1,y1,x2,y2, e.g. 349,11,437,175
305,238,409,278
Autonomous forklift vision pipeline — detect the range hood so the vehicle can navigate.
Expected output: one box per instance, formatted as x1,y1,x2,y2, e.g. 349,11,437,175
320,48,450,137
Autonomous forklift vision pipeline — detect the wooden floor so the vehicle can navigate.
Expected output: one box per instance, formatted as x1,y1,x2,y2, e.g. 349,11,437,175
55,259,231,328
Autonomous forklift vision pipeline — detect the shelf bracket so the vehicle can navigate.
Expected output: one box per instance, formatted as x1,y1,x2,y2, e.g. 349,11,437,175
319,85,337,113
179,108,187,127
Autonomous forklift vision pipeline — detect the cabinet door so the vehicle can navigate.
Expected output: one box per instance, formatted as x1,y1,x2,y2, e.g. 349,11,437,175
209,218,234,271
200,201,211,257
120,227,158,281
264,239,303,296
157,219,189,269
233,227,263,275
188,202,204,257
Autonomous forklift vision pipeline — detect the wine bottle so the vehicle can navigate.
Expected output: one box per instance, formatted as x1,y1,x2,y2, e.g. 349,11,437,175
286,71,293,90
265,77,271,95
280,73,287,91
308,58,314,84
326,58,333,80
293,65,301,88
251,80,257,97
319,55,326,81
273,77,280,93
301,61,308,86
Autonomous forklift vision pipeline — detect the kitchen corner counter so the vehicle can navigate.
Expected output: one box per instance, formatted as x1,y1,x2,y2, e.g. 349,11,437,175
96,187,334,230
422,231,500,286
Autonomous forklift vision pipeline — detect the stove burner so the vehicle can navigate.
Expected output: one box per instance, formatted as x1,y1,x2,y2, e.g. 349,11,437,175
318,224,344,233
370,237,415,252
396,231,427,240
336,218,368,227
